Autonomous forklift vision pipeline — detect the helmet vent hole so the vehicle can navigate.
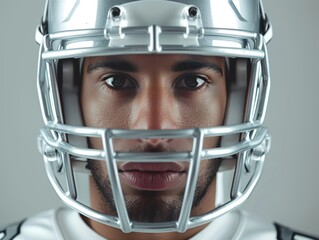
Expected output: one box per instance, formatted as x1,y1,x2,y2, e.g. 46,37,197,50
188,6,198,19
110,7,121,19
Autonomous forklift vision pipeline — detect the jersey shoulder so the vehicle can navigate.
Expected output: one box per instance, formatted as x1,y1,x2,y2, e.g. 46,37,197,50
0,219,25,240
274,222,319,240
190,210,277,240
0,209,61,240
242,211,319,240
236,211,277,240
0,208,105,240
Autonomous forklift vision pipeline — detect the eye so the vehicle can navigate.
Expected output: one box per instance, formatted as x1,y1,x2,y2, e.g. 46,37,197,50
102,74,136,90
175,75,207,90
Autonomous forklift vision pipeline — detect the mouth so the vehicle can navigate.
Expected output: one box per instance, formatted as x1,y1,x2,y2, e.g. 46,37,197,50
119,163,186,191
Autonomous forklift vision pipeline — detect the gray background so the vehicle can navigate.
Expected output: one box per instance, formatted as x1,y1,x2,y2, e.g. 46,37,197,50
1,0,319,237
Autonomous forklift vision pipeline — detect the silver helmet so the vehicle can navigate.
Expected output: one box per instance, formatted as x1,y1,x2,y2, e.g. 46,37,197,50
36,0,272,233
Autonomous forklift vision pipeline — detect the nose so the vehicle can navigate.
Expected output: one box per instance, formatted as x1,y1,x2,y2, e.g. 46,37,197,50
130,85,178,144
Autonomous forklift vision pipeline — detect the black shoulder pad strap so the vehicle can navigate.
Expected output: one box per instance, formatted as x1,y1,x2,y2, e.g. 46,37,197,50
0,219,25,240
274,222,319,240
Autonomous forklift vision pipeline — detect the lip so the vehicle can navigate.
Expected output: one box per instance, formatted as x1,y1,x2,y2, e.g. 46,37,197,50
120,162,185,172
119,163,186,191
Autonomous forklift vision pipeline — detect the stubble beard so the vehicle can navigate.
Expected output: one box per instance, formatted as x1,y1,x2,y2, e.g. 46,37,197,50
87,159,221,223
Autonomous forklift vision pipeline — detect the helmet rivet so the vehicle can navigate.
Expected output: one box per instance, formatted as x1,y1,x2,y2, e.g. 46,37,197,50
188,6,198,18
111,7,121,18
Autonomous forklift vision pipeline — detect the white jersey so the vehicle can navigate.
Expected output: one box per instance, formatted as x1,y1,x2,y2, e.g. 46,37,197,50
0,207,317,240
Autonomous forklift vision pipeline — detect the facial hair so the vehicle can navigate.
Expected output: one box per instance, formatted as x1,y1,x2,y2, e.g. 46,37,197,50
87,158,221,223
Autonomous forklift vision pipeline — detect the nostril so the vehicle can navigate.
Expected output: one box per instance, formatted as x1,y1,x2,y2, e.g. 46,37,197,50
139,137,173,146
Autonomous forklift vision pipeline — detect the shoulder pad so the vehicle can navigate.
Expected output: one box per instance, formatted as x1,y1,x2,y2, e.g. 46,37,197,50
275,222,319,240
0,219,25,240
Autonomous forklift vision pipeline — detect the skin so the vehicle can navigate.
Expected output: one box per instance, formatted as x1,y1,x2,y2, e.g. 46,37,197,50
80,54,227,240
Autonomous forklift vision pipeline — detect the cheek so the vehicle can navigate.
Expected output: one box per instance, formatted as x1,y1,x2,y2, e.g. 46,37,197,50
177,83,227,149
81,78,134,149
81,83,131,129
178,88,227,129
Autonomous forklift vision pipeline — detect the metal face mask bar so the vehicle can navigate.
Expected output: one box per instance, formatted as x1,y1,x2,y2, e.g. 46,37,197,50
35,0,273,234
38,121,270,233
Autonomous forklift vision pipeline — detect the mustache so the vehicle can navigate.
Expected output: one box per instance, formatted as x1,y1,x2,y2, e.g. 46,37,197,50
110,138,193,153
124,143,179,153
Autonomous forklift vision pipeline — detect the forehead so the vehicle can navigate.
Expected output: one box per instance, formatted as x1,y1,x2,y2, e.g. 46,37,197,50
84,54,225,73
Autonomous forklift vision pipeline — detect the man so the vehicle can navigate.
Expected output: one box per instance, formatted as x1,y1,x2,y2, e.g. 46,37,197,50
1,0,318,239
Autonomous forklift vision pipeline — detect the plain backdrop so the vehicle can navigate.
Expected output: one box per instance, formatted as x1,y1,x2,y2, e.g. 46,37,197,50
1,0,319,237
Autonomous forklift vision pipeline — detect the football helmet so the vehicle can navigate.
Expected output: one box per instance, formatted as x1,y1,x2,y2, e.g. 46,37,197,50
36,0,272,233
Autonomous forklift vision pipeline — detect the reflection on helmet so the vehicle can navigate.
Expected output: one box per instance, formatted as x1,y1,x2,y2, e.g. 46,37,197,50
36,0,272,233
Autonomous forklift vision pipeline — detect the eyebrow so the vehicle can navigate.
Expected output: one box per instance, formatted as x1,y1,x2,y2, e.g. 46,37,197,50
86,57,223,76
172,59,223,76
87,59,138,73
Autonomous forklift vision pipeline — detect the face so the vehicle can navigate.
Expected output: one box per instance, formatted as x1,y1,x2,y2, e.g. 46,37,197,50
81,54,227,223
